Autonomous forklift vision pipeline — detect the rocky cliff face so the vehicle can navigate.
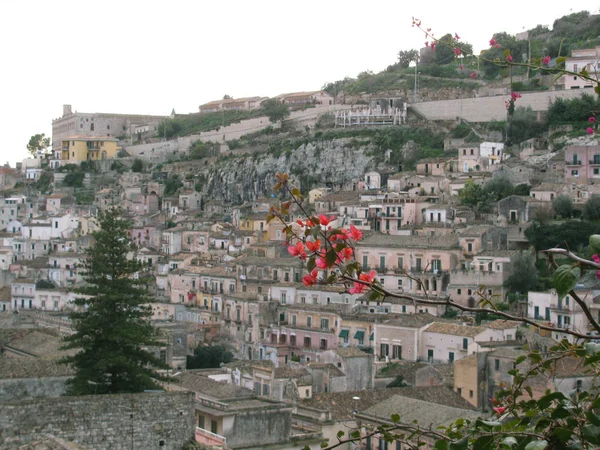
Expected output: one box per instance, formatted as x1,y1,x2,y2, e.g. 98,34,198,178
203,138,383,203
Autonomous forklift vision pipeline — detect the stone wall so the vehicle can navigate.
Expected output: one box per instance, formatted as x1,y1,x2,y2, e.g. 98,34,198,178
0,391,195,450
226,405,292,449
412,87,595,122
0,376,70,400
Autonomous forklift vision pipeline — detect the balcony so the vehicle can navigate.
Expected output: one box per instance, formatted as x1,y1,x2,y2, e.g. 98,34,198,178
195,427,226,447
590,160,600,166
565,160,582,166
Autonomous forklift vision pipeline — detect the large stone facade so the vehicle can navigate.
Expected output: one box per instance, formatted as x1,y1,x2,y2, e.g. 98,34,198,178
0,391,195,450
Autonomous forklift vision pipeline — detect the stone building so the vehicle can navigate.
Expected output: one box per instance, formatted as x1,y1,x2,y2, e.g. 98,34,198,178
51,104,167,155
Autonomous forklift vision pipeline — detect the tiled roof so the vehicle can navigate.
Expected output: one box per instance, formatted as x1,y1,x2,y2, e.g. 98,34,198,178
483,319,521,330
300,386,476,421
334,347,370,358
176,372,253,399
425,322,487,337
274,367,310,379
361,393,480,428
357,233,460,249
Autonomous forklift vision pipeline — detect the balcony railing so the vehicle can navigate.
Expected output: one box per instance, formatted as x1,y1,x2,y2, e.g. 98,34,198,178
195,427,226,447
566,160,582,166
590,160,600,165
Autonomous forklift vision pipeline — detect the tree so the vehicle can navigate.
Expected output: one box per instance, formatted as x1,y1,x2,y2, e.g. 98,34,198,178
27,133,51,157
583,195,600,220
397,49,419,68
552,194,574,218
503,251,538,294
131,158,144,173
63,171,85,188
483,174,514,201
186,344,233,369
222,94,232,100
262,99,290,124
458,180,494,218
433,33,473,65
60,208,167,395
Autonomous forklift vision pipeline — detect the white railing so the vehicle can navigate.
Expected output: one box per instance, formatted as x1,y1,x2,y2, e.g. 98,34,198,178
195,427,227,447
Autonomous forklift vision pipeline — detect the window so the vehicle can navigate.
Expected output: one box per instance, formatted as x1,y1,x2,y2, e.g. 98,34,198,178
300,296,306,304
304,336,311,348
378,439,388,450
380,343,389,357
320,318,329,330
397,257,403,270
273,270,278,281
576,379,582,392
211,420,218,434
397,279,403,289
449,352,454,362
467,243,473,252
198,415,205,429
401,305,406,313
320,339,327,350
457,387,462,395
469,390,474,398
457,289,462,295
307,316,312,328
571,170,578,176
281,293,287,304
427,349,434,362
495,359,500,371
392,344,402,360
462,338,468,350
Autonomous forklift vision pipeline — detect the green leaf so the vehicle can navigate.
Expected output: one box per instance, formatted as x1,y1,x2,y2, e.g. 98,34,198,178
586,342,600,355
556,56,566,65
435,440,449,450
582,424,600,445
524,440,548,450
538,391,566,410
336,430,345,438
515,355,527,365
553,265,580,300
391,414,400,423
552,427,573,443
586,411,600,426
524,386,533,398
590,235,600,254
306,256,316,273
501,437,518,447
595,85,600,97
474,435,494,450
449,437,468,450
325,249,337,268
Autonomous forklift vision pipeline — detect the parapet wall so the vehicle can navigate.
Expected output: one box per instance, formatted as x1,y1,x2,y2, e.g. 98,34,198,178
0,391,195,450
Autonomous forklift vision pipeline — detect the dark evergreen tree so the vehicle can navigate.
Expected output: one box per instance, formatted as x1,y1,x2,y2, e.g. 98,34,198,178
60,208,167,394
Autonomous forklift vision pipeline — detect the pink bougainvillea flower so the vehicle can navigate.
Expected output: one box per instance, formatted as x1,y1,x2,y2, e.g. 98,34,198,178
493,406,507,415
305,239,321,253
347,225,363,241
587,127,594,135
495,43,501,48
349,282,367,295
454,33,460,40
510,92,522,101
470,72,477,79
431,42,437,50
459,64,464,70
318,214,332,226
489,38,496,46
302,269,318,286
315,258,329,269
359,270,377,284
424,41,429,47
287,241,307,260
592,254,600,263
542,55,551,65
589,116,596,123
453,47,461,56
296,219,304,227
336,247,354,263
506,54,513,62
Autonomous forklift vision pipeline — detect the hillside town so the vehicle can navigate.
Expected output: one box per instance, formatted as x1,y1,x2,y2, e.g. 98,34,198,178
2,20,600,450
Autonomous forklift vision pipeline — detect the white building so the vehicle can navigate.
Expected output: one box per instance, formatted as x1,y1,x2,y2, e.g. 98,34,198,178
527,290,590,343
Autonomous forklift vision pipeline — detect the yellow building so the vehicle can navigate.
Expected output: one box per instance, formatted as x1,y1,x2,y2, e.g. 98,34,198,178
60,136,118,162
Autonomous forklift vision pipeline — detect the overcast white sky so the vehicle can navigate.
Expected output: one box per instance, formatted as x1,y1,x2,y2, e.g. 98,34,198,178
0,1,585,166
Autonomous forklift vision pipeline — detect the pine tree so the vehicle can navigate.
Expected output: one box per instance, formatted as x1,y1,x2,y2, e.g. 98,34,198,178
60,208,167,394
